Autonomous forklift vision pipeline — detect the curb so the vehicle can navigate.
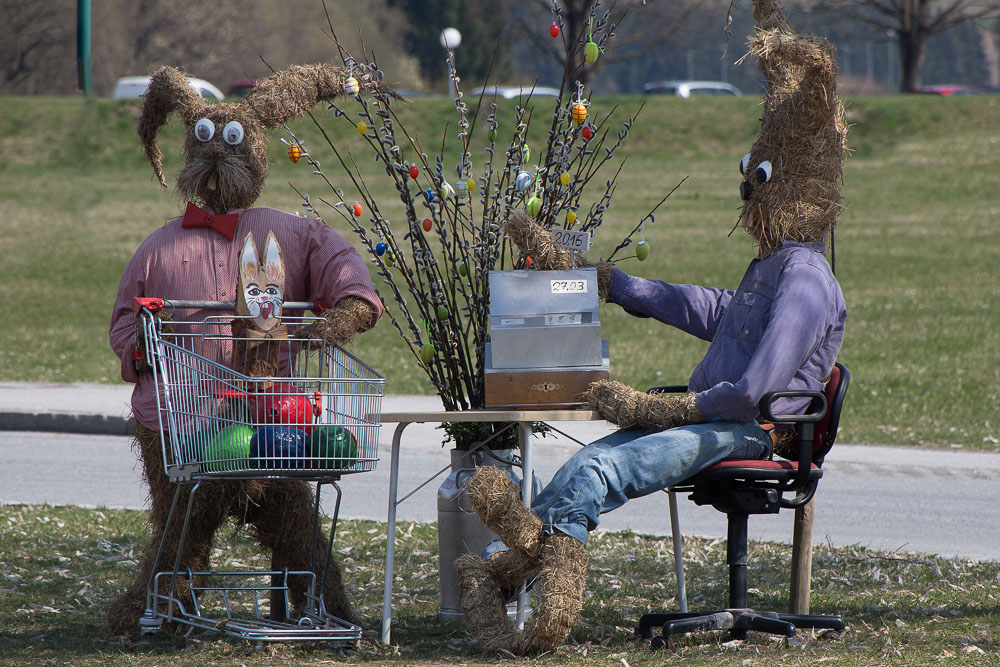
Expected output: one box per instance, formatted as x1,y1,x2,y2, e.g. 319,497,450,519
0,412,131,436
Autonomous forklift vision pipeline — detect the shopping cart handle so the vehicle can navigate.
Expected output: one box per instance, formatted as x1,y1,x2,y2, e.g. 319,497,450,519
132,297,164,314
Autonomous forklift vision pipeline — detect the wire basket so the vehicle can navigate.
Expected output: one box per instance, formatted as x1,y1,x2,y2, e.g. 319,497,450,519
139,307,384,481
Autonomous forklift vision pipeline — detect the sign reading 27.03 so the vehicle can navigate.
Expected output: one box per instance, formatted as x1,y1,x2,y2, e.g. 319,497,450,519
551,229,591,252
551,279,588,294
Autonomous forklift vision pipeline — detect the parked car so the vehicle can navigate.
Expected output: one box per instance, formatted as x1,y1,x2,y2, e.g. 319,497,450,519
642,80,742,97
227,79,260,98
471,84,561,100
916,84,987,96
113,75,225,101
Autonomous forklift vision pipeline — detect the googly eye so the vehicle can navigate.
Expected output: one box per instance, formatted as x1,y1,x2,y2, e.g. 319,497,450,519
222,121,245,146
740,152,751,175
755,160,773,184
194,118,215,142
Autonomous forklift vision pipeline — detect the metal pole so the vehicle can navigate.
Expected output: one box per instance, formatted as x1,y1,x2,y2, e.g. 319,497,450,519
76,0,93,95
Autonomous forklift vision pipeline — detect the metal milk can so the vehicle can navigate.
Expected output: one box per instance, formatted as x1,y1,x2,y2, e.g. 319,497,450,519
437,447,539,622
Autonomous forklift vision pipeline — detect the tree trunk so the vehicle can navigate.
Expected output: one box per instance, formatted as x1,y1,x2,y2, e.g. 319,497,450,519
898,28,927,93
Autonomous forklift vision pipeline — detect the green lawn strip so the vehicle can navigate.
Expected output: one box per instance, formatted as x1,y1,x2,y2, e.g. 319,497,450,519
1,505,998,665
1,95,998,449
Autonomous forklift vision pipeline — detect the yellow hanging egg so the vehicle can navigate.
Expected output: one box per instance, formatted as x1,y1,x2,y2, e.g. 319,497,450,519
357,121,367,135
466,178,475,192
560,172,570,187
344,76,360,95
287,144,302,163
571,102,587,125
567,210,577,224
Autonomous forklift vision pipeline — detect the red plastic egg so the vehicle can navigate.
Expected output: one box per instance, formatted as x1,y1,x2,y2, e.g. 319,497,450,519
409,165,419,179
352,202,363,217
549,23,560,38
422,218,432,232
581,125,593,140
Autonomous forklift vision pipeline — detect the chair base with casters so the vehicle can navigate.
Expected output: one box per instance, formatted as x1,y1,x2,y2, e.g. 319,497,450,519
638,363,850,648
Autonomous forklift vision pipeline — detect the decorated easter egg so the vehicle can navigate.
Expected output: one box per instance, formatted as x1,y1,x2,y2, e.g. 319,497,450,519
287,144,301,163
455,179,468,196
309,425,359,469
409,165,419,179
585,40,599,64
442,181,455,199
581,125,593,141
422,218,433,232
375,242,387,256
515,171,532,192
344,75,360,95
419,343,435,364
425,189,435,202
636,241,651,262
357,121,367,135
198,425,254,473
560,172,570,187
571,102,587,125
254,382,313,432
353,202,363,217
523,146,531,163
250,426,308,469
549,23,560,38
526,195,542,217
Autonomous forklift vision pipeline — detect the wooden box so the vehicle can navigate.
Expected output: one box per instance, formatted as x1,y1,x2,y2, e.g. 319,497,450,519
484,341,610,410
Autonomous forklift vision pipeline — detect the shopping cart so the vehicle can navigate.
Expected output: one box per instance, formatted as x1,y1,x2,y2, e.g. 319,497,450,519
132,297,384,645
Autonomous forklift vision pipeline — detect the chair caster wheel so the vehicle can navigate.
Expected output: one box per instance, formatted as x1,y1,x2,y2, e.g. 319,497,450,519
650,635,674,650
785,634,805,648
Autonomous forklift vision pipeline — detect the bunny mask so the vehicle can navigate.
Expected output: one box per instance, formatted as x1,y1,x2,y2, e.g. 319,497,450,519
138,64,400,213
737,0,848,252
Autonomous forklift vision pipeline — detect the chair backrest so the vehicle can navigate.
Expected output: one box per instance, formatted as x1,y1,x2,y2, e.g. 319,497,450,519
811,362,850,462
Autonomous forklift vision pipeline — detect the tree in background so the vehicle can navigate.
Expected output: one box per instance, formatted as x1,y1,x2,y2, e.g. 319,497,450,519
386,0,509,90
505,0,709,90
1,0,75,94
824,0,1000,91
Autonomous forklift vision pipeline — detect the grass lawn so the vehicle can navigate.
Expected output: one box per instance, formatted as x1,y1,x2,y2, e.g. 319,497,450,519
1,505,998,666
0,94,998,449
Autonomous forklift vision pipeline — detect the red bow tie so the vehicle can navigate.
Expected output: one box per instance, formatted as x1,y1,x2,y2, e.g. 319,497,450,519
180,202,240,240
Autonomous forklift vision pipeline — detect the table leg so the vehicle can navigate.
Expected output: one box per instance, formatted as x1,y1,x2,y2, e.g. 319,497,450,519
381,421,410,645
515,421,533,629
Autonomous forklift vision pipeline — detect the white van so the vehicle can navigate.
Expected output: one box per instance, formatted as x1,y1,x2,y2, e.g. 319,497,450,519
113,75,224,101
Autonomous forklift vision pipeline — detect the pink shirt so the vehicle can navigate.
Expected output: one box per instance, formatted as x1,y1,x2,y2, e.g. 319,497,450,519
109,206,383,429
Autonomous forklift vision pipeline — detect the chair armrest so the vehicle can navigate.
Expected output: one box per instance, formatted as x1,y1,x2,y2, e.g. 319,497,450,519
758,390,828,496
647,385,688,395
758,390,827,423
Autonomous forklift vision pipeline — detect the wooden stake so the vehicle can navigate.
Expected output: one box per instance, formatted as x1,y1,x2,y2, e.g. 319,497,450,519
789,497,815,614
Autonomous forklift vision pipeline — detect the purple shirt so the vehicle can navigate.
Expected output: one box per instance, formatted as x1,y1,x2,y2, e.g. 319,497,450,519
109,206,383,429
609,241,846,423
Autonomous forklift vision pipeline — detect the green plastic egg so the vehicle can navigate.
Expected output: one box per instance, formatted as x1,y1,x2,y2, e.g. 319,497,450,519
199,424,254,472
419,343,436,364
309,425,359,469
458,262,468,277
636,241,651,262
437,305,450,319
527,195,542,217
585,40,600,64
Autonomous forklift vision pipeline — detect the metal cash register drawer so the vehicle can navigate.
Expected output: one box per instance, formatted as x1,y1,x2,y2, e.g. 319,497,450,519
488,268,603,369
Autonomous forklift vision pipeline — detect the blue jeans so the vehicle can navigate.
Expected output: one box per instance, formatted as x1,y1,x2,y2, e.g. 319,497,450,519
530,421,771,546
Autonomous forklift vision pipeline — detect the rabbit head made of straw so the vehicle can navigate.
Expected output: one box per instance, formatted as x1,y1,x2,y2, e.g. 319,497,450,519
737,0,848,252
138,64,399,213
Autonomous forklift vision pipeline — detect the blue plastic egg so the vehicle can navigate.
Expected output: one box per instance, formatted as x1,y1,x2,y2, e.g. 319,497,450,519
375,242,387,256
250,425,308,469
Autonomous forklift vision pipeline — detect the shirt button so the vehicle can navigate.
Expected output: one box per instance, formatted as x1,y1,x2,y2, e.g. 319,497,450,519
221,291,227,297
218,262,224,267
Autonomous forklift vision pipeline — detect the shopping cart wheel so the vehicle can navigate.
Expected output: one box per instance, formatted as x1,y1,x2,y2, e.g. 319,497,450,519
139,613,162,635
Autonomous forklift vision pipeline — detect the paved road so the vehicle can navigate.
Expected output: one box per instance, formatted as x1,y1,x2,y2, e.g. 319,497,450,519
4,423,1000,561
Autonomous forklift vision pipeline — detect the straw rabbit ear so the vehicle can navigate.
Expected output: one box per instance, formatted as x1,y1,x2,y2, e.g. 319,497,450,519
750,0,837,88
239,63,401,129
138,66,210,187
